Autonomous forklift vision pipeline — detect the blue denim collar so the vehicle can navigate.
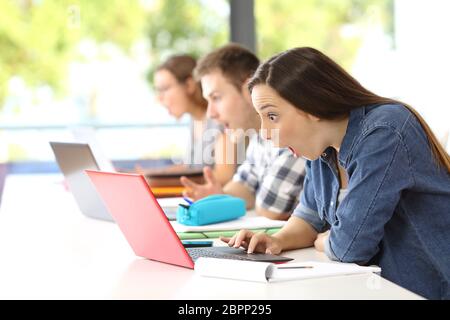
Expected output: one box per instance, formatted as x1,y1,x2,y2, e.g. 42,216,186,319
337,106,366,167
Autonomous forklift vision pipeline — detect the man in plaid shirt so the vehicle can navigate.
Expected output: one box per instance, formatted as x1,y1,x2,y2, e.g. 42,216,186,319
180,44,305,220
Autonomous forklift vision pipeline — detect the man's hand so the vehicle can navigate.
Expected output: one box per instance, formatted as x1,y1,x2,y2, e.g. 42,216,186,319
180,166,224,201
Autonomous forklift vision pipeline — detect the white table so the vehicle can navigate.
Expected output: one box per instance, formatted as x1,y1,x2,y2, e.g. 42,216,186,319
0,174,423,299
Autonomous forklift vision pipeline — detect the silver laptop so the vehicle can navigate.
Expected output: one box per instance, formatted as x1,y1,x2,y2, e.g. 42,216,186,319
49,142,178,221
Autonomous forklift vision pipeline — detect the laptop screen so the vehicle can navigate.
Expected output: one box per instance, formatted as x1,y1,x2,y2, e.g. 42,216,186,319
86,170,194,269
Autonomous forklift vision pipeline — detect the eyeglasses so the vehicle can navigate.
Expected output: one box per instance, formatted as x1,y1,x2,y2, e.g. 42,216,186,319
154,83,180,95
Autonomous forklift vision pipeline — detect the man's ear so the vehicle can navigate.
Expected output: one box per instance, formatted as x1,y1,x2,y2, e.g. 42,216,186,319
240,78,252,102
240,78,250,94
185,76,197,95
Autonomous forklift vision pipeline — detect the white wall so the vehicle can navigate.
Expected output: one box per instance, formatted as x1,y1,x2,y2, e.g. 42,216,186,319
395,0,450,140
352,0,450,141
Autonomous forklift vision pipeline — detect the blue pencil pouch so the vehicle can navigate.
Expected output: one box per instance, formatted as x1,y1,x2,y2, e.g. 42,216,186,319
176,194,246,226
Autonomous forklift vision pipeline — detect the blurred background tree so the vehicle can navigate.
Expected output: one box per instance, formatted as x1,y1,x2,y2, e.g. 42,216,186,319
0,0,228,107
0,0,393,108
0,0,401,164
144,0,228,82
0,0,146,107
256,0,394,68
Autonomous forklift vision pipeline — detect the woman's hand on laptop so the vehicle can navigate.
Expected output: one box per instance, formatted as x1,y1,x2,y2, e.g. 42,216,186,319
220,230,283,255
180,166,223,201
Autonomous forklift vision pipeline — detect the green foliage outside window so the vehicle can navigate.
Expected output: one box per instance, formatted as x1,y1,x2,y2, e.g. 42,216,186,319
256,0,394,68
0,0,393,108
0,0,147,105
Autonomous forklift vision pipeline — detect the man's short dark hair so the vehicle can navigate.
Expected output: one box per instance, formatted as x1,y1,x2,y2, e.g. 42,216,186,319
194,43,260,91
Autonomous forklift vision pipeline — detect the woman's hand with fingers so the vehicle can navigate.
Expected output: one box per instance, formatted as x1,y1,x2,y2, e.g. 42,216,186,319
220,229,283,255
220,229,254,250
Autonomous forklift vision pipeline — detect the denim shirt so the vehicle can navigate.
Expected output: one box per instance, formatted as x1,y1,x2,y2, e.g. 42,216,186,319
293,104,450,299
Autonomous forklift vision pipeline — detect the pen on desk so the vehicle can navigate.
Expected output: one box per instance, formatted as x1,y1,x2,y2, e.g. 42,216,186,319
183,197,193,205
277,265,314,269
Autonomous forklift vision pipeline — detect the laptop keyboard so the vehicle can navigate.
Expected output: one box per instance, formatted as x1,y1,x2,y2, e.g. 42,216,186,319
187,248,250,262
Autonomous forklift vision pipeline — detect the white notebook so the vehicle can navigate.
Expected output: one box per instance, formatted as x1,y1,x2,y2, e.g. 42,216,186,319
157,197,184,209
195,258,381,283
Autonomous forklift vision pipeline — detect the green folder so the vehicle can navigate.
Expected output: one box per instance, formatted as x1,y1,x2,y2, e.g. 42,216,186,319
177,228,281,240
176,232,206,240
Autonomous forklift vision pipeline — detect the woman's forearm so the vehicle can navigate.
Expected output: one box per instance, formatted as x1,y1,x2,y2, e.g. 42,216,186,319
272,216,318,251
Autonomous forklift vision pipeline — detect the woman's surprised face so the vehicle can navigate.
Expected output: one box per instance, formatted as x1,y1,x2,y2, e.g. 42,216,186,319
251,84,324,160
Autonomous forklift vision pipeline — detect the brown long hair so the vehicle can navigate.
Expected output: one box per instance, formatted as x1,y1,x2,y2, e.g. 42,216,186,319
248,47,450,172
156,55,207,109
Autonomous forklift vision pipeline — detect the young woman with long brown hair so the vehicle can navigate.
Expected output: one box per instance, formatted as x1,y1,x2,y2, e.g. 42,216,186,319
222,47,450,299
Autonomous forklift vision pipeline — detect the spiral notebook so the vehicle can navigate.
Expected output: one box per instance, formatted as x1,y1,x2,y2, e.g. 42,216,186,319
195,258,381,283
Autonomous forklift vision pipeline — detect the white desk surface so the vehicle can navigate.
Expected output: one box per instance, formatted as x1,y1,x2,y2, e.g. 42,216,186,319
0,174,423,300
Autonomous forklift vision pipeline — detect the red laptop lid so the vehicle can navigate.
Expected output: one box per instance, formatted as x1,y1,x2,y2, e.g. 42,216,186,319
85,170,194,269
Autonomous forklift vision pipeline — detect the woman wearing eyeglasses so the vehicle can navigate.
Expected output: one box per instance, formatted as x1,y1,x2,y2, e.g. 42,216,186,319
153,55,237,185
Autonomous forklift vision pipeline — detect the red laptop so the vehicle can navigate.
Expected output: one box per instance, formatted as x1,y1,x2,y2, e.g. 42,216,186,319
85,170,293,269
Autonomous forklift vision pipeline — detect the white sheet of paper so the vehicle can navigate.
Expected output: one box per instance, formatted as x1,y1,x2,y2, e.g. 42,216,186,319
267,261,381,282
156,197,184,208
